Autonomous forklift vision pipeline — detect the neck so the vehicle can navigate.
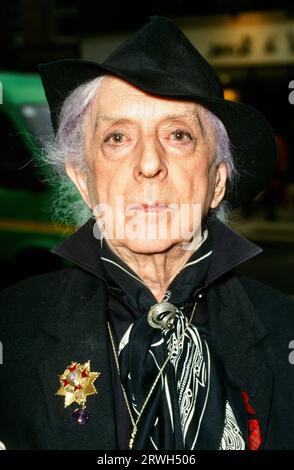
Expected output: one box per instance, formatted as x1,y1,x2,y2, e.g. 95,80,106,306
104,237,205,302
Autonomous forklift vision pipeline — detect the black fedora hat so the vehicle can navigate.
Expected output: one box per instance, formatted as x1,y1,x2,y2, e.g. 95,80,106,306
38,16,277,209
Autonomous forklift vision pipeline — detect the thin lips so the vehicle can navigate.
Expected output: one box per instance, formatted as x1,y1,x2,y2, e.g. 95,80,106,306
128,202,167,210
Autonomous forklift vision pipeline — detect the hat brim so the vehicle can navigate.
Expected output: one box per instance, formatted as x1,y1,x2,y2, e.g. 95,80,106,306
39,59,277,209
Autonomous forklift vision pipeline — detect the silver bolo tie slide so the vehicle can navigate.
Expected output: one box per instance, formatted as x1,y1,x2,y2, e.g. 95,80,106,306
147,301,178,330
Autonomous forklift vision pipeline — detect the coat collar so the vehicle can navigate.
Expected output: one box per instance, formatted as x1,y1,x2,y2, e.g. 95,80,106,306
51,216,263,291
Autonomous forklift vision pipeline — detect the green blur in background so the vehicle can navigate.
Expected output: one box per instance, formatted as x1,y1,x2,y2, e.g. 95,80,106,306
0,72,71,288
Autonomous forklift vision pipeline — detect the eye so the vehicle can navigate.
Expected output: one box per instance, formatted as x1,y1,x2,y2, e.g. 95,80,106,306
170,129,193,142
103,132,125,145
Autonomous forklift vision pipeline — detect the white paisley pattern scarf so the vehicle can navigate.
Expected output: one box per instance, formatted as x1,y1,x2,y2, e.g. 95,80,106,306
118,305,245,450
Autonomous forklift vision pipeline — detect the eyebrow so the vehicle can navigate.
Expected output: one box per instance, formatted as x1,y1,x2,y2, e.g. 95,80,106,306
97,110,200,123
94,109,204,136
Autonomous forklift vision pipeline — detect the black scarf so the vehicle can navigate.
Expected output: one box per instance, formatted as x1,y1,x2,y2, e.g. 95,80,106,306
101,231,245,450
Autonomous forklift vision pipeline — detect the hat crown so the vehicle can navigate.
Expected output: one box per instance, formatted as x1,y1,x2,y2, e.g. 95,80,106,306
103,16,224,99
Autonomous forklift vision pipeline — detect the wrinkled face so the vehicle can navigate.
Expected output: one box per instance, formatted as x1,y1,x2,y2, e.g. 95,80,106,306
67,76,227,254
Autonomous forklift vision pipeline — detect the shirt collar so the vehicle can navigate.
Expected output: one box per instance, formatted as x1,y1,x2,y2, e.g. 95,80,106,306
51,217,262,310
100,229,213,315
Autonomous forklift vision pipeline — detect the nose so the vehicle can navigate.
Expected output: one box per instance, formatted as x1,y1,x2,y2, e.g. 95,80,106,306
134,136,168,181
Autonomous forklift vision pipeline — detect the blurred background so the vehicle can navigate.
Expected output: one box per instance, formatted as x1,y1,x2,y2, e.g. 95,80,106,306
0,0,293,294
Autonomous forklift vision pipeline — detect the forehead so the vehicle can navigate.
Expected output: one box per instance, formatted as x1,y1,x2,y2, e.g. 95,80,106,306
91,76,202,124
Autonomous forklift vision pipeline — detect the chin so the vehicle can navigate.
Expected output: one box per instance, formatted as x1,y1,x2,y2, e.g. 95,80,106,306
123,237,178,255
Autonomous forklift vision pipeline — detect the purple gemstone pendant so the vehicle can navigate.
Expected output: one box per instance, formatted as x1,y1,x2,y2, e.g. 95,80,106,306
72,407,89,425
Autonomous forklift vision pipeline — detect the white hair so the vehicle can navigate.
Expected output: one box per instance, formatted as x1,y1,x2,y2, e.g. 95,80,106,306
39,75,238,228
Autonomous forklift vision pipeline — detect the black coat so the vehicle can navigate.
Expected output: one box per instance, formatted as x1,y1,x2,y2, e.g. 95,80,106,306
0,219,294,450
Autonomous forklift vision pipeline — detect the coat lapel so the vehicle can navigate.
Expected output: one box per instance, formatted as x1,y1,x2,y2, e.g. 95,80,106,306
37,273,117,449
207,275,274,448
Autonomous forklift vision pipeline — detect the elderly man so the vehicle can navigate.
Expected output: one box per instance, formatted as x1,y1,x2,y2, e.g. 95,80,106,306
0,16,293,451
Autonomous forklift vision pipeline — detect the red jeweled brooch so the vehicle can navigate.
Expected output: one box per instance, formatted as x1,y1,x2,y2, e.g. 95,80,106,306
56,361,100,424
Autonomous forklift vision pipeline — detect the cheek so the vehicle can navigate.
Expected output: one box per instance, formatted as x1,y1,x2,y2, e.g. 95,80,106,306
90,158,130,205
172,158,210,203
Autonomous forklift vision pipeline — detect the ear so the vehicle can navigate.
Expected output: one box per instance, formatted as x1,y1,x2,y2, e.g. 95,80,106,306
210,162,228,209
65,161,92,209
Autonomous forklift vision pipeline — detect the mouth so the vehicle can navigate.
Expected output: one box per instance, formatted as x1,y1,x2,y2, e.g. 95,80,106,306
128,201,169,212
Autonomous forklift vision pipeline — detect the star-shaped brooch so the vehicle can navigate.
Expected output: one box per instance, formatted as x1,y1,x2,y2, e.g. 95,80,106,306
56,361,100,424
